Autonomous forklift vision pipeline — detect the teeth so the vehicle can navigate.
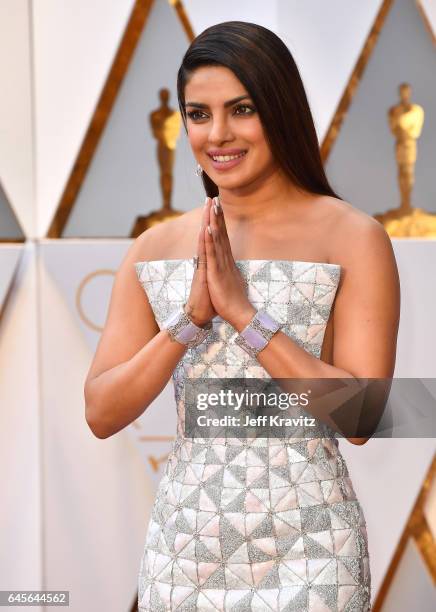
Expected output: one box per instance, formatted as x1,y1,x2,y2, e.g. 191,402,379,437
212,152,246,162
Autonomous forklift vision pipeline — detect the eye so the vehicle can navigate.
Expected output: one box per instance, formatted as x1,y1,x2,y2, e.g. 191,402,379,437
186,104,256,122
186,110,207,121
234,104,256,115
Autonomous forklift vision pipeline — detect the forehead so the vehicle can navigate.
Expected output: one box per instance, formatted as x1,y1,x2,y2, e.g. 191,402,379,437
185,65,246,97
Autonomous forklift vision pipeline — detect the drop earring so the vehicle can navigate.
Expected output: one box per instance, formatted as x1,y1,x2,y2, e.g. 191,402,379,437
195,163,203,177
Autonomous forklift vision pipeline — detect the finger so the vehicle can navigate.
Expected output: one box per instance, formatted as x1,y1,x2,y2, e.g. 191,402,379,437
196,197,210,277
209,195,219,234
213,195,234,265
203,196,211,226
204,211,217,274
197,225,207,279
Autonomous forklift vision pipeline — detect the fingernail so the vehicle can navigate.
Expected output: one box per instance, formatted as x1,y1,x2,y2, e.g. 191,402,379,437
213,203,218,215
213,196,221,208
204,196,209,209
207,225,212,234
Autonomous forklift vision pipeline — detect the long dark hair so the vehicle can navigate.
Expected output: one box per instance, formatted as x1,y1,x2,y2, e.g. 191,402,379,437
177,21,342,200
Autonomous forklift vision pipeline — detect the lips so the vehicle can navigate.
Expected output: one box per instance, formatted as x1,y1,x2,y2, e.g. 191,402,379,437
208,150,248,171
207,149,247,157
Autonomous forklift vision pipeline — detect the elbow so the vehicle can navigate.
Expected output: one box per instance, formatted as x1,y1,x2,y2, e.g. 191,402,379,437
347,436,370,446
85,404,111,439
86,415,110,439
84,382,112,439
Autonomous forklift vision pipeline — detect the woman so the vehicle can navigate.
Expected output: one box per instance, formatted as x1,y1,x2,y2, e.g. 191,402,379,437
84,21,400,611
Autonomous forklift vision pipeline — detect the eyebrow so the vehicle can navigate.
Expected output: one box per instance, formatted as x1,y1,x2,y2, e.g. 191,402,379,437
184,94,252,109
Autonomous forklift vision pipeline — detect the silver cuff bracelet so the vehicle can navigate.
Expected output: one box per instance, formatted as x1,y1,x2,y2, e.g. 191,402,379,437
233,308,283,358
163,303,212,348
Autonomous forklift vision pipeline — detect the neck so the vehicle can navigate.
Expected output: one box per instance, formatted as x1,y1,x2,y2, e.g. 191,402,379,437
216,167,313,226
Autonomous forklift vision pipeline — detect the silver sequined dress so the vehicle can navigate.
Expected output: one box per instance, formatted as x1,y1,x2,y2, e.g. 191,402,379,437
134,258,371,611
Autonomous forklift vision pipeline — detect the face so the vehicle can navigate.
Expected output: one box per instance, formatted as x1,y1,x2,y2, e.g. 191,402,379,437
184,65,278,190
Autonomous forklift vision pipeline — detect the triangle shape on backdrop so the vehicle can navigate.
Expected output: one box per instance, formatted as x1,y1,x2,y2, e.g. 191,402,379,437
372,455,436,605
324,0,436,216
0,180,25,240
0,246,24,320
48,0,196,238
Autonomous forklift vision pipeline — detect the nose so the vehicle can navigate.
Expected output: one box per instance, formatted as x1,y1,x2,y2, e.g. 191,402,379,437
207,114,233,144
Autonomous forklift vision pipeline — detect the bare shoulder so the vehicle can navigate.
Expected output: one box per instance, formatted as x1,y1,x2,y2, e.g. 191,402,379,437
134,206,203,261
321,196,380,233
323,196,401,333
320,197,394,267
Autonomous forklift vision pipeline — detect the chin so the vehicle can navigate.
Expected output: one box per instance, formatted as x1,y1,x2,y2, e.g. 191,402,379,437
221,169,262,185
212,174,250,189
209,166,251,180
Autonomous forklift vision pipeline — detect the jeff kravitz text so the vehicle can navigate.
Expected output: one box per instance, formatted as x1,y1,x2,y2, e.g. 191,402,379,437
196,414,316,427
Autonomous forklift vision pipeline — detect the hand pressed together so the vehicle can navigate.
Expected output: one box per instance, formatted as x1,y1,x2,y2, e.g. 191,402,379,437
185,196,254,328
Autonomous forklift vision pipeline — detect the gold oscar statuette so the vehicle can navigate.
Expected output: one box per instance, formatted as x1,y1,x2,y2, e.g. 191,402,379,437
374,83,436,237
131,88,183,236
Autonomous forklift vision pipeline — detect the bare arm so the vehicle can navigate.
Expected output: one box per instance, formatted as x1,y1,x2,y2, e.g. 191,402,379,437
328,213,401,443
229,212,401,445
83,228,188,439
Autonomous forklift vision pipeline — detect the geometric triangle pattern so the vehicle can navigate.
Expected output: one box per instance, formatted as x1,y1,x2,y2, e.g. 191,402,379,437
134,259,371,610
135,257,342,363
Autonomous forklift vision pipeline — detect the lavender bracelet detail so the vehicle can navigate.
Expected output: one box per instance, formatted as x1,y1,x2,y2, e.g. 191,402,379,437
163,304,212,348
233,308,283,358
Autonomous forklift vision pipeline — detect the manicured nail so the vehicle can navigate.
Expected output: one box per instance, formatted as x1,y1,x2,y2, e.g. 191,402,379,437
207,225,212,234
213,203,218,215
204,196,209,209
213,196,221,209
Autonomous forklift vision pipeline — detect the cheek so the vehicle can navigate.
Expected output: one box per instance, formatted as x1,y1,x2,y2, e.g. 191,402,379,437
239,122,270,155
237,120,263,144
254,128,274,162
187,125,206,152
257,140,274,162
246,131,273,165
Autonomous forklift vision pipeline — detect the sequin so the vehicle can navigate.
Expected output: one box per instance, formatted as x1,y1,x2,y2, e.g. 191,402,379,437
134,259,371,611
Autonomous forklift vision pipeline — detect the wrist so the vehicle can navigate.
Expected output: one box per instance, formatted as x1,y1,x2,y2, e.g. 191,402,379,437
227,304,257,331
163,304,212,348
232,307,283,359
183,303,211,328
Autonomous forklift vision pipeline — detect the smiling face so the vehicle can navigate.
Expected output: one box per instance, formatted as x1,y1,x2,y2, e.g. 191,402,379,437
184,65,279,190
